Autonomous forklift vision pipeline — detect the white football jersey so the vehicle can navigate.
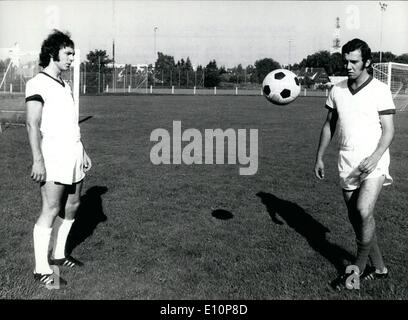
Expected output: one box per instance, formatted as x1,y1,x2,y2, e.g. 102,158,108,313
326,76,395,153
25,72,81,142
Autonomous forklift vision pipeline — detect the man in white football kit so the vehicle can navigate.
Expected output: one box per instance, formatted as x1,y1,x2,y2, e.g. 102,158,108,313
26,30,92,287
314,39,395,290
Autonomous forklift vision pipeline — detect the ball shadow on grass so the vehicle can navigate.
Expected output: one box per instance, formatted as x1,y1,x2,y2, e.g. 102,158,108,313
211,209,234,220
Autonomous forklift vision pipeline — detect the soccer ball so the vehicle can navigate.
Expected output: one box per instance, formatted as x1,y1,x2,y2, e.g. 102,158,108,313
262,69,301,105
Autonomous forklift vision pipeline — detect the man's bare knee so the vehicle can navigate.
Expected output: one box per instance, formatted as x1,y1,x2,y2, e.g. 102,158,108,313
356,205,375,223
66,199,80,213
41,201,61,217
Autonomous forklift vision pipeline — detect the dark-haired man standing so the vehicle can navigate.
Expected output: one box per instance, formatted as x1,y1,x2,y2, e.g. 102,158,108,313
314,38,395,290
26,30,92,287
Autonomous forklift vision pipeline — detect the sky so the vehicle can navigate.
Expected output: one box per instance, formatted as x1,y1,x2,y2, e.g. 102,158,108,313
0,0,407,68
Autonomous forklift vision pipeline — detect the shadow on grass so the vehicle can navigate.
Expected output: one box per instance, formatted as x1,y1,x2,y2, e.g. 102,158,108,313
211,209,234,220
79,115,93,124
66,186,108,255
256,191,354,272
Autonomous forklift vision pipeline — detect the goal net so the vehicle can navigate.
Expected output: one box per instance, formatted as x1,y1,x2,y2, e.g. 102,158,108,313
372,62,408,111
0,48,39,94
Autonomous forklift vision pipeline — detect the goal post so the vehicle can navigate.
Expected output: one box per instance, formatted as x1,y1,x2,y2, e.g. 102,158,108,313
373,62,408,111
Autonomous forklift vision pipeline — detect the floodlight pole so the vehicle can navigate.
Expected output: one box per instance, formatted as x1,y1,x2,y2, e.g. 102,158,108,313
154,27,158,58
288,39,293,70
98,56,101,94
112,0,116,92
83,61,86,95
379,2,387,63
154,26,158,86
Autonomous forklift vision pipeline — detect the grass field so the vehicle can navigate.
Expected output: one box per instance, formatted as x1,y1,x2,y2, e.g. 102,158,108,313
0,94,407,300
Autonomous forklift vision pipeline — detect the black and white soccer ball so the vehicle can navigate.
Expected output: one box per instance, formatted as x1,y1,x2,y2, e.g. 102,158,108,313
262,69,301,105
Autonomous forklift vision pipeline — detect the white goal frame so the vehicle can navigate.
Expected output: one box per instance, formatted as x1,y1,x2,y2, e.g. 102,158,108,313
372,62,408,111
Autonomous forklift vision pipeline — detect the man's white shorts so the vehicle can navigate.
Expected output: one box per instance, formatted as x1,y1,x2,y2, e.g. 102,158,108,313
41,138,85,185
338,148,393,191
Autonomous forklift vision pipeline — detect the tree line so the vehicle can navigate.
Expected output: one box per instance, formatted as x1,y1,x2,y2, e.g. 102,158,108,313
82,48,408,88
1,48,408,92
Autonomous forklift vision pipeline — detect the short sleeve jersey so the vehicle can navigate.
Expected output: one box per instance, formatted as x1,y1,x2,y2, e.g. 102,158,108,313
325,76,395,152
25,72,80,142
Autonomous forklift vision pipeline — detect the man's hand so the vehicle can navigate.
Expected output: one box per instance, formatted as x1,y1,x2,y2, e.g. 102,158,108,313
358,155,380,175
314,159,325,180
31,159,46,183
314,109,336,181
83,151,92,172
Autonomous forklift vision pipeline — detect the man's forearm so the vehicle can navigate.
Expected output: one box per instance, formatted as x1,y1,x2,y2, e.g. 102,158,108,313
80,138,86,150
371,128,394,160
26,124,43,162
316,124,332,161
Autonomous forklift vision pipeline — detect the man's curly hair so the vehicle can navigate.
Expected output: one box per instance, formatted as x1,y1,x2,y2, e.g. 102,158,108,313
342,38,372,72
39,29,74,68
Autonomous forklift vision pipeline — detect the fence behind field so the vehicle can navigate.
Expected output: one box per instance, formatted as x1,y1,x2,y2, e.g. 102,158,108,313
100,86,329,97
0,86,330,97
1,67,329,98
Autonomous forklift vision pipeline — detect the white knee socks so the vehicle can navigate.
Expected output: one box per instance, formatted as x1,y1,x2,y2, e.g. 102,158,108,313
33,224,53,274
51,216,75,259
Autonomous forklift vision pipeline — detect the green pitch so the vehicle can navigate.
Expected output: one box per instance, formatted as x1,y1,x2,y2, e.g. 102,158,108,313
0,95,407,299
